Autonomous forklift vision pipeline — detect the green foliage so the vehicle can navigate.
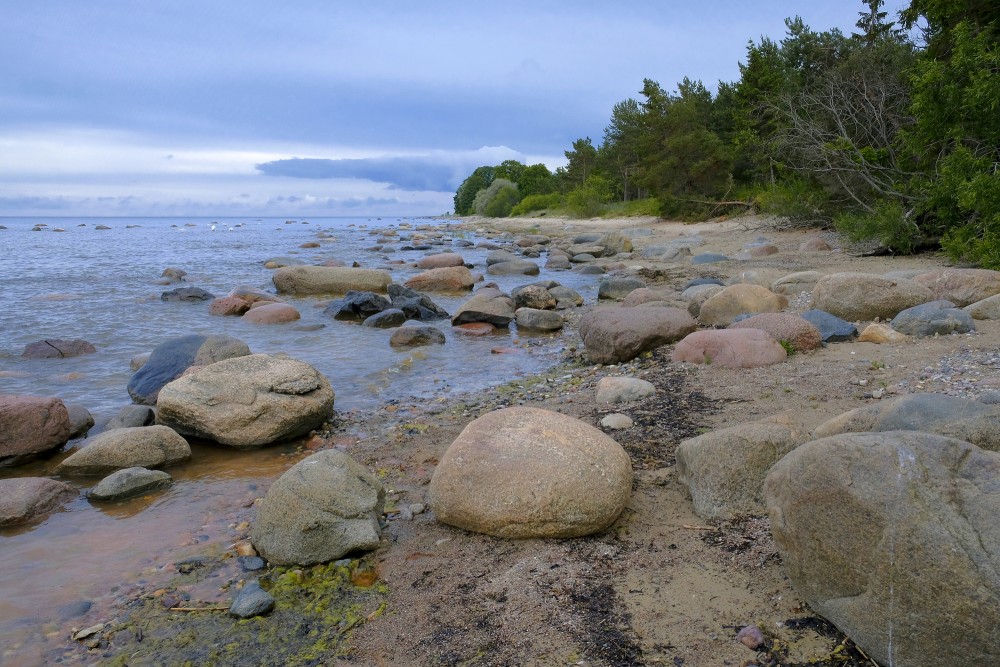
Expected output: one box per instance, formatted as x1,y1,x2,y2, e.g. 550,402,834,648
557,137,598,192
566,174,613,218
834,198,920,253
516,163,558,197
473,178,519,217
454,166,494,215
510,192,564,216
753,177,831,223
621,197,661,217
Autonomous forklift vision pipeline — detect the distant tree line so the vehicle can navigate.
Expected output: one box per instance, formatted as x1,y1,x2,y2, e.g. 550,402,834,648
454,0,1000,267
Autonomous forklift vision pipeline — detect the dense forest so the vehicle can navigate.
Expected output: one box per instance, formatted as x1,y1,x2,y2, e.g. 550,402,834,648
453,0,1000,266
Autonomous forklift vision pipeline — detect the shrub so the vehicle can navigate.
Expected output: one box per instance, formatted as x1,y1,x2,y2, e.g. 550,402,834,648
510,193,564,217
834,199,921,254
566,175,613,218
473,179,519,217
621,197,661,217
753,178,832,225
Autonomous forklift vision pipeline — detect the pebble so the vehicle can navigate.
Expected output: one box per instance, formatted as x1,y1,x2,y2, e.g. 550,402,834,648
736,624,765,649
601,413,634,430
229,580,275,618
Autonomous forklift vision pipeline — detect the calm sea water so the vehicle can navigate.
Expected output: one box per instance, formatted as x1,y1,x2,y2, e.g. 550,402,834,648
0,215,603,664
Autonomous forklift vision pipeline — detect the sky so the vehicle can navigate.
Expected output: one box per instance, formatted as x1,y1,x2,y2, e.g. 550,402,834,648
0,1,912,218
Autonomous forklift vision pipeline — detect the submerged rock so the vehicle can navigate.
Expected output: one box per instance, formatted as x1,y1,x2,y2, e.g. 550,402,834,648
0,478,77,527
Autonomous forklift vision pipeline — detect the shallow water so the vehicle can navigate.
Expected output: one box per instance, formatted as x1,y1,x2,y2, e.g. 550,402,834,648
0,215,604,663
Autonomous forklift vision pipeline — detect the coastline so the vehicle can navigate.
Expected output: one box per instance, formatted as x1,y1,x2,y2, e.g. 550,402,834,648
36,212,1000,666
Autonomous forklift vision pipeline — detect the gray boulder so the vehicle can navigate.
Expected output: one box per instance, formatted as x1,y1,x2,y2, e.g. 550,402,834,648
578,307,697,364
161,286,215,302
156,354,334,449
104,405,156,431
251,450,384,565
127,334,251,405
272,266,392,295
677,419,803,521
362,308,407,328
812,273,933,321
513,308,563,331
911,268,1000,306
0,395,72,466
799,309,858,342
387,284,449,321
87,467,172,501
229,580,275,618
597,276,646,301
21,339,97,359
0,478,77,526
511,284,557,310
451,288,516,327
765,431,1000,667
389,325,446,347
65,403,94,440
965,293,1000,320
486,260,540,276
889,300,975,336
429,407,632,538
56,425,191,475
323,291,391,321
697,284,788,327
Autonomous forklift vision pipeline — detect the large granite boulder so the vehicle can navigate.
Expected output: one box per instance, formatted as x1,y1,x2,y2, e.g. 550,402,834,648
451,288,516,327
770,271,823,295
812,273,932,321
272,266,392,295
251,450,384,565
156,354,334,449
597,276,646,301
671,329,787,368
729,313,822,352
765,431,1000,667
889,300,975,337
911,268,1000,306
697,284,788,327
677,418,804,521
511,284,558,311
514,308,563,331
965,293,1000,320
56,425,191,475
812,393,1000,450
389,325,446,347
87,467,172,501
416,253,465,270
0,478,78,526
578,307,697,364
403,266,475,292
429,407,632,538
127,334,251,405
486,260,540,276
21,339,97,359
242,302,301,324
0,395,72,466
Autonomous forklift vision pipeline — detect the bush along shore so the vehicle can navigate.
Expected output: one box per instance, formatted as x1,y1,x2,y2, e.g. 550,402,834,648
6,213,1000,666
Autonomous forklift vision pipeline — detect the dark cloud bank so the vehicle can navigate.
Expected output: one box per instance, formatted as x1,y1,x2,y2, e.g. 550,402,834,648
256,156,464,192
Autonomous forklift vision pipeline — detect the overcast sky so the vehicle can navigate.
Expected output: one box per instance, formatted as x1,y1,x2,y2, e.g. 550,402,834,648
0,1,912,217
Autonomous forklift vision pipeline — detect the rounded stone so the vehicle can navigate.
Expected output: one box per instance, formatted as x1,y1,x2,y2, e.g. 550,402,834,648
429,407,633,538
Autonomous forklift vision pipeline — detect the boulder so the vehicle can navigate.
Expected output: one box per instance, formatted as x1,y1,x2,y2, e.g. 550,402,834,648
889,300,975,337
104,405,156,431
858,323,910,344
910,268,1000,306
548,286,583,308
747,243,779,257
620,287,675,307
363,308,408,328
578,307,697,364
389,325,446,347
765,431,1000,667
87,467,172,501
209,296,252,316
451,288,516,327
514,308,563,332
56,426,191,475
242,302,301,324
697,284,788,327
597,231,633,255
595,377,655,404
798,237,833,252
799,309,858,342
771,271,823,296
965,293,1000,320
671,329,787,368
511,284,557,310
812,393,1000,451
156,354,334,449
387,284,449,321
677,419,803,521
727,269,787,289
600,414,634,430
485,249,520,266
0,395,71,466
416,253,465,270
21,339,97,359
251,450,384,565
323,291,392,321
229,285,281,304
729,313,822,352
486,260,540,276
403,266,475,292
65,403,94,440
812,273,933,321
545,255,572,270
691,252,729,265
567,243,606,257
229,580,275,618
0,478,77,527
161,286,215,302
597,276,646,301
127,334,251,405
429,407,632,538
272,266,392,295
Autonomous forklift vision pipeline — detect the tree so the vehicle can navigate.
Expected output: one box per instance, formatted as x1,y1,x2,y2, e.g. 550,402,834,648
600,98,644,201
453,166,494,216
493,160,526,184
516,163,557,197
473,178,519,217
558,138,598,191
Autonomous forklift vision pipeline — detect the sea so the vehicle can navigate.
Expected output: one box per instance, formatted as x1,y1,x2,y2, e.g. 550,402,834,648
0,215,602,664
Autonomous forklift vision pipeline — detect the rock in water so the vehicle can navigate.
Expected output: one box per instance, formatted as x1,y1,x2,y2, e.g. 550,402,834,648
429,407,632,538
765,431,1000,667
155,354,334,448
251,450,384,565
0,478,78,526
56,425,191,475
0,395,72,466
272,266,392,295
21,339,97,359
127,334,250,405
87,467,172,501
